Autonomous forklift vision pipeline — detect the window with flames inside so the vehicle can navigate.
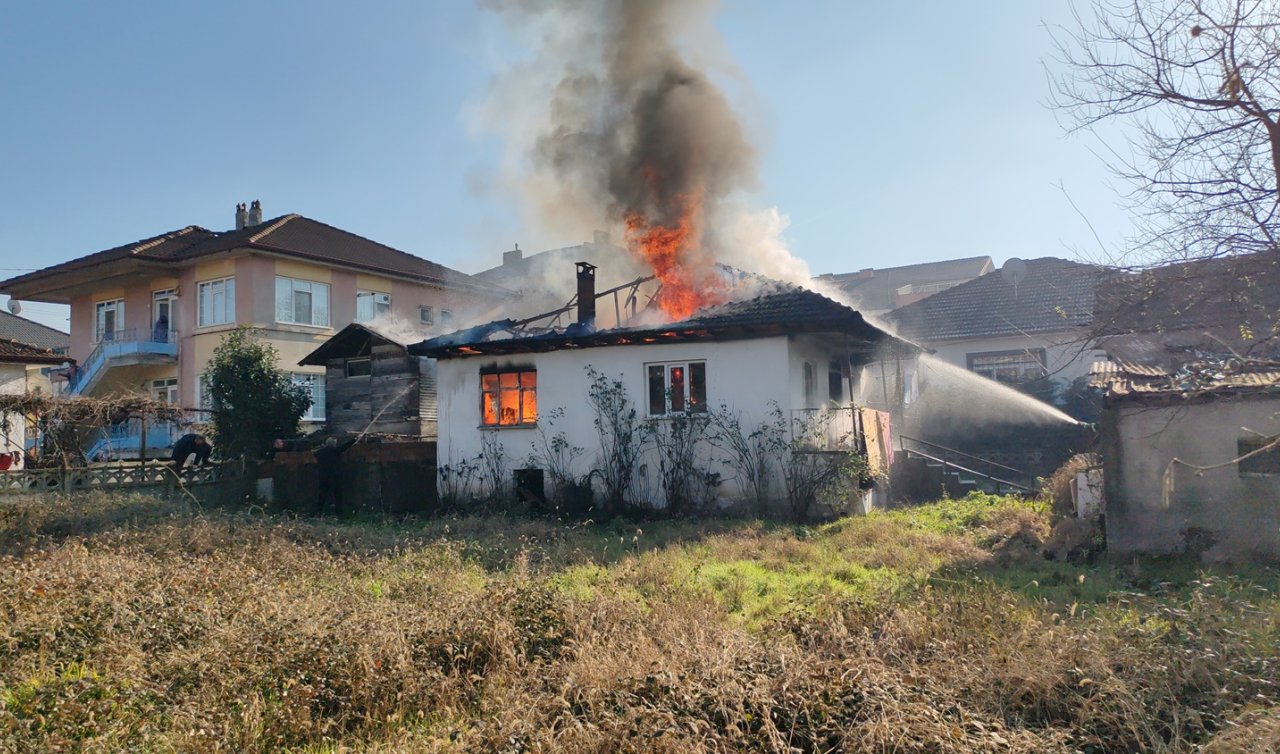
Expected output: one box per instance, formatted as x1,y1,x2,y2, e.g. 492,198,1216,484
648,361,707,416
481,368,537,427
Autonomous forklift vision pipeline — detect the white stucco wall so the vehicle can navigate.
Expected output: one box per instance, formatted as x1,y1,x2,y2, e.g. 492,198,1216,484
0,364,28,456
436,335,877,509
923,329,1102,387
1107,396,1280,559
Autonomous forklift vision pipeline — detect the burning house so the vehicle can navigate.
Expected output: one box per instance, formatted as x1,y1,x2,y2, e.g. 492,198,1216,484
410,265,916,515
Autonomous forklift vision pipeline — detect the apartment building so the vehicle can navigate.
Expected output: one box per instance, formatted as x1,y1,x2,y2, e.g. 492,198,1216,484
0,202,507,455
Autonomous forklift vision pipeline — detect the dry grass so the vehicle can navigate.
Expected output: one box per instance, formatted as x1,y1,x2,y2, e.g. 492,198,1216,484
0,491,1277,752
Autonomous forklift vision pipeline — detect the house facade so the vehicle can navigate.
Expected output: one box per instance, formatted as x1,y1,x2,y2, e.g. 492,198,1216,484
889,257,1106,408
1091,359,1280,560
0,339,71,460
0,204,505,455
815,256,994,316
412,287,913,514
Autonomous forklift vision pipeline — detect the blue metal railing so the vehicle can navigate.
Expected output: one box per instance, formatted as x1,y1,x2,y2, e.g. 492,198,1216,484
84,420,180,462
68,328,178,394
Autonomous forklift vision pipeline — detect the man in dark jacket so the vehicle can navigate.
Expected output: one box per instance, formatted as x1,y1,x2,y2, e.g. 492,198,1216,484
314,436,357,515
171,434,211,468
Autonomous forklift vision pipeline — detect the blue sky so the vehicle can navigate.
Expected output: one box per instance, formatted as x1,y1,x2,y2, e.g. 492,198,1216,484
0,1,1131,331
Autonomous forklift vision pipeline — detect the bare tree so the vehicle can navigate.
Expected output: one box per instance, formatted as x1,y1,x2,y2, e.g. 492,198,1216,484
1052,0,1280,264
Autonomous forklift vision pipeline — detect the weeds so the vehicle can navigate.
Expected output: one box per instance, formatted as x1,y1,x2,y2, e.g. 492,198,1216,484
0,490,1276,752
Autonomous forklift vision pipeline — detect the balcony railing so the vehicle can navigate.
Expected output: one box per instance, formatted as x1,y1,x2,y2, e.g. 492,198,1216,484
791,406,862,452
69,328,178,394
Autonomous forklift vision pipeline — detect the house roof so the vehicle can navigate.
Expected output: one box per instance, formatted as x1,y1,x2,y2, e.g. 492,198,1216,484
0,215,505,301
412,286,919,359
888,257,1104,342
0,338,68,366
1089,358,1280,401
816,256,994,312
1094,252,1280,338
0,310,69,352
299,320,434,365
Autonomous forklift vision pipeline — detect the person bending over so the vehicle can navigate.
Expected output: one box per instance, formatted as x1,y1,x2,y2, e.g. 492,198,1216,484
171,434,212,468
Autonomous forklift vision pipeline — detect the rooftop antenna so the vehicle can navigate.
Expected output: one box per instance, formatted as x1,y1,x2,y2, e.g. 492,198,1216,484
6,300,20,316
1000,257,1027,298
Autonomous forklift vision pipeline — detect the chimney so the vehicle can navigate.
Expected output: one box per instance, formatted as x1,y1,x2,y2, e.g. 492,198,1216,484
234,203,247,230
576,261,597,327
503,243,523,267
248,199,263,226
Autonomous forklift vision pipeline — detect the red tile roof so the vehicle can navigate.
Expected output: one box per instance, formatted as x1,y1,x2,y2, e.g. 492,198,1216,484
0,338,68,366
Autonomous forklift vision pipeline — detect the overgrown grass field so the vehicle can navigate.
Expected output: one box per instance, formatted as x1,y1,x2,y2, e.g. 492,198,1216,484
1,492,1277,752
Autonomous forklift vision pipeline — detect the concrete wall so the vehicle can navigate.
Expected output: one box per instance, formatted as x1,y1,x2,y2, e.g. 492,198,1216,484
436,335,885,511
0,363,27,455
1105,395,1280,559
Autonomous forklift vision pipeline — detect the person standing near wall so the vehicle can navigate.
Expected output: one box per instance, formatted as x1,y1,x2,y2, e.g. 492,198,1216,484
314,436,357,515
171,434,212,468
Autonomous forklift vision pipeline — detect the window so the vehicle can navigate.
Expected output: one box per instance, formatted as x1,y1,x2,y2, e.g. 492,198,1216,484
967,349,1047,385
275,276,330,327
94,299,124,342
828,360,844,403
197,277,235,327
419,306,434,325
291,373,326,421
356,290,391,323
1239,436,1280,476
345,358,372,377
647,361,707,416
440,309,454,328
480,368,537,426
196,376,213,412
152,289,176,342
152,377,178,403
803,361,816,404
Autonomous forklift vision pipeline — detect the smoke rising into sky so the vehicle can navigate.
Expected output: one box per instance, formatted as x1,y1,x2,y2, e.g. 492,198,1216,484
473,0,813,301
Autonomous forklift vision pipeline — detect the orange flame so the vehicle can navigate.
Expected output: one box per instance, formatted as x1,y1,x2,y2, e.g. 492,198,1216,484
624,192,725,321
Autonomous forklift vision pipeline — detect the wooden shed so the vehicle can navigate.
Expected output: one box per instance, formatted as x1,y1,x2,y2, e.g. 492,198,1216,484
299,322,437,439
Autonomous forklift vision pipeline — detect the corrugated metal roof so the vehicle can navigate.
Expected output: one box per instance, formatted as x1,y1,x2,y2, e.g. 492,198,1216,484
1091,358,1280,399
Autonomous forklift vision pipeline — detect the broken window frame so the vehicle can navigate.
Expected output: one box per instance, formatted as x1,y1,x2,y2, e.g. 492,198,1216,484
345,358,372,378
646,360,707,417
480,367,537,427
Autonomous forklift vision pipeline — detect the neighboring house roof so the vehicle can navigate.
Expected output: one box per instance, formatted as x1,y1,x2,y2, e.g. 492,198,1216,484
412,286,919,359
888,258,1103,341
1090,357,1280,401
816,256,994,312
0,215,505,301
0,310,69,352
299,320,434,365
0,338,68,366
1095,252,1280,337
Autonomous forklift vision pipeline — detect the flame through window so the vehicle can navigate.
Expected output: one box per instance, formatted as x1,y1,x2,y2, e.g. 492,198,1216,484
481,369,537,426
647,361,707,416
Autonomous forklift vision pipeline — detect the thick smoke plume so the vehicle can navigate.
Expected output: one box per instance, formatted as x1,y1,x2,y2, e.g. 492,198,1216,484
475,0,812,319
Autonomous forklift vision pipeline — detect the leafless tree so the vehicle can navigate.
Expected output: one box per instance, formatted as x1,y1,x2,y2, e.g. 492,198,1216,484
1052,0,1280,264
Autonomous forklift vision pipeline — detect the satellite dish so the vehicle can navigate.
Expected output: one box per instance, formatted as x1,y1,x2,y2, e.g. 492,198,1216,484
1000,257,1027,287
6,300,20,316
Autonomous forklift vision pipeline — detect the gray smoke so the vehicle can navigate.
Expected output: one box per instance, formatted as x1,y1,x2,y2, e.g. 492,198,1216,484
473,0,812,287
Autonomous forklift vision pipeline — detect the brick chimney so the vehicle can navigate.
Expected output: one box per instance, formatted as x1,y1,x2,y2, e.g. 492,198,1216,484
503,243,523,267
576,261,597,327
248,199,263,226
234,203,248,230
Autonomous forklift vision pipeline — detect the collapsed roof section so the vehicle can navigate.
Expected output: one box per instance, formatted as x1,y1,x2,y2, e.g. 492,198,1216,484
410,286,920,360
1090,357,1280,403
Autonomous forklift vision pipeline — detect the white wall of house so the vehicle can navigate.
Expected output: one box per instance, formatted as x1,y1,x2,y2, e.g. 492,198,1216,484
1106,396,1280,559
924,329,1102,387
436,334,876,509
0,364,28,456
